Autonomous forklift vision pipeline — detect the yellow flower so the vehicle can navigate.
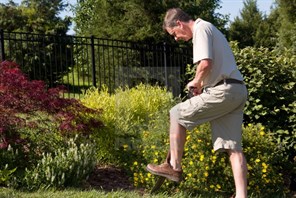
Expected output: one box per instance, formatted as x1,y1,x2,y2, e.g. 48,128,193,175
262,168,267,173
260,126,265,130
260,131,265,136
154,158,158,163
248,123,252,127
189,161,194,165
204,171,209,177
200,155,204,162
216,184,221,189
210,185,215,188
151,145,156,149
255,159,260,163
187,173,192,177
186,135,191,141
133,161,138,166
147,173,151,178
262,162,267,168
154,152,159,156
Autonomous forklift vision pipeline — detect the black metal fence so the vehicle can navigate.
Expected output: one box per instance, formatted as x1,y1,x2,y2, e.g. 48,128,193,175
0,29,192,98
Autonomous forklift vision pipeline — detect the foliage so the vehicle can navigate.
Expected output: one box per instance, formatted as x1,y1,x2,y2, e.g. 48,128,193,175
275,0,296,52
0,164,16,186
0,61,103,138
0,1,73,84
0,0,70,34
184,42,295,160
231,43,296,157
23,137,97,190
83,84,292,196
129,121,291,197
81,84,175,164
228,0,267,48
73,0,228,43
0,61,103,188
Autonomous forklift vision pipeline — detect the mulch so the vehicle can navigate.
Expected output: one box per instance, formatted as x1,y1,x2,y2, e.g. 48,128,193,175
83,165,140,192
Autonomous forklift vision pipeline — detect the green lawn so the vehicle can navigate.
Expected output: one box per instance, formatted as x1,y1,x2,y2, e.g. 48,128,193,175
0,187,291,198
0,188,219,198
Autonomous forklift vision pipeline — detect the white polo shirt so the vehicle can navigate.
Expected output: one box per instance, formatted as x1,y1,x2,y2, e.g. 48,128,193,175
192,19,243,87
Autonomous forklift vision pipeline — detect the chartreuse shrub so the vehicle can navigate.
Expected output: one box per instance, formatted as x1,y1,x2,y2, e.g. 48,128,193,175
81,84,175,164
131,123,291,197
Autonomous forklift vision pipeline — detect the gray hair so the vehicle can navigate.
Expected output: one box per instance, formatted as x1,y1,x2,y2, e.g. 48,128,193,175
163,8,192,30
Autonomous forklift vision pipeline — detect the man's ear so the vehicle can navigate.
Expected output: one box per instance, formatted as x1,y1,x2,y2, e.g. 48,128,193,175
176,20,183,28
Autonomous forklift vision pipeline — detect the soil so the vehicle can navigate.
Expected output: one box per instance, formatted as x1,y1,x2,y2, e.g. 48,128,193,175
83,165,144,193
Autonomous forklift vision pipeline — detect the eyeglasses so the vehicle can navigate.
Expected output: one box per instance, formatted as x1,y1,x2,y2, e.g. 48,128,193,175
167,26,178,38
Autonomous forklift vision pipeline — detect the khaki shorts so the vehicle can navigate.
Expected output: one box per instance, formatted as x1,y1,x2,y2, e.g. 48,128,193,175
170,83,248,151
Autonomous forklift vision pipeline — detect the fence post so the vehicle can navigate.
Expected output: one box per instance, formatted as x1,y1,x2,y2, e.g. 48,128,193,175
163,42,168,87
0,29,5,61
90,35,97,87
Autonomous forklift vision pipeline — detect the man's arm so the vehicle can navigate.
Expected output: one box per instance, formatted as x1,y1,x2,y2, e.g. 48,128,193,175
187,59,212,95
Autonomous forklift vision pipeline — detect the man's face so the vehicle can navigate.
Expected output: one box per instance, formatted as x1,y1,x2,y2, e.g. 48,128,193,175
166,23,191,42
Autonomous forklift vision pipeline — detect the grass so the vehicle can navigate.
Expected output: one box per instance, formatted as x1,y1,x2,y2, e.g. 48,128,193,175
0,187,290,198
0,188,216,198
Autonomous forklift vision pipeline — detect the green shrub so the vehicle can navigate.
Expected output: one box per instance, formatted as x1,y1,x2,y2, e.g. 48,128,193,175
132,123,291,197
22,137,97,190
232,43,296,156
0,164,16,186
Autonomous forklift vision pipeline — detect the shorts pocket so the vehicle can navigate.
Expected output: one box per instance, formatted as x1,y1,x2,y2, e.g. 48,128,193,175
179,96,208,118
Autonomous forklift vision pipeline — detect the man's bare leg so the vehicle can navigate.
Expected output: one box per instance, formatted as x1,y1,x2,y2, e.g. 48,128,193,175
169,114,186,171
227,150,248,198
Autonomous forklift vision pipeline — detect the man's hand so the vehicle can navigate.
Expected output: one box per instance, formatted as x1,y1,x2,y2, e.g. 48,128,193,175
187,59,212,96
186,80,203,95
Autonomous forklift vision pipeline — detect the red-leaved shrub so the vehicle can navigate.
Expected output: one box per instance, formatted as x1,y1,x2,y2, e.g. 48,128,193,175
0,61,103,149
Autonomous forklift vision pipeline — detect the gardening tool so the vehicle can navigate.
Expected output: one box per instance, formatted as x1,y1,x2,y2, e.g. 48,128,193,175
150,151,171,193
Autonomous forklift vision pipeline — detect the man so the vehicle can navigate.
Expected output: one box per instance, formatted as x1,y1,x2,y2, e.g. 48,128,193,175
146,8,248,198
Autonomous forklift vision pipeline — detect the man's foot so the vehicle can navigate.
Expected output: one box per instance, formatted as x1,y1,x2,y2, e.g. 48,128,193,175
146,162,182,182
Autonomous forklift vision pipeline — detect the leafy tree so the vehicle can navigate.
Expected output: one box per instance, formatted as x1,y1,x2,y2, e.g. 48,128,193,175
0,0,70,34
228,0,265,48
73,0,228,43
0,1,25,32
275,0,296,52
0,0,73,85
254,7,279,49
